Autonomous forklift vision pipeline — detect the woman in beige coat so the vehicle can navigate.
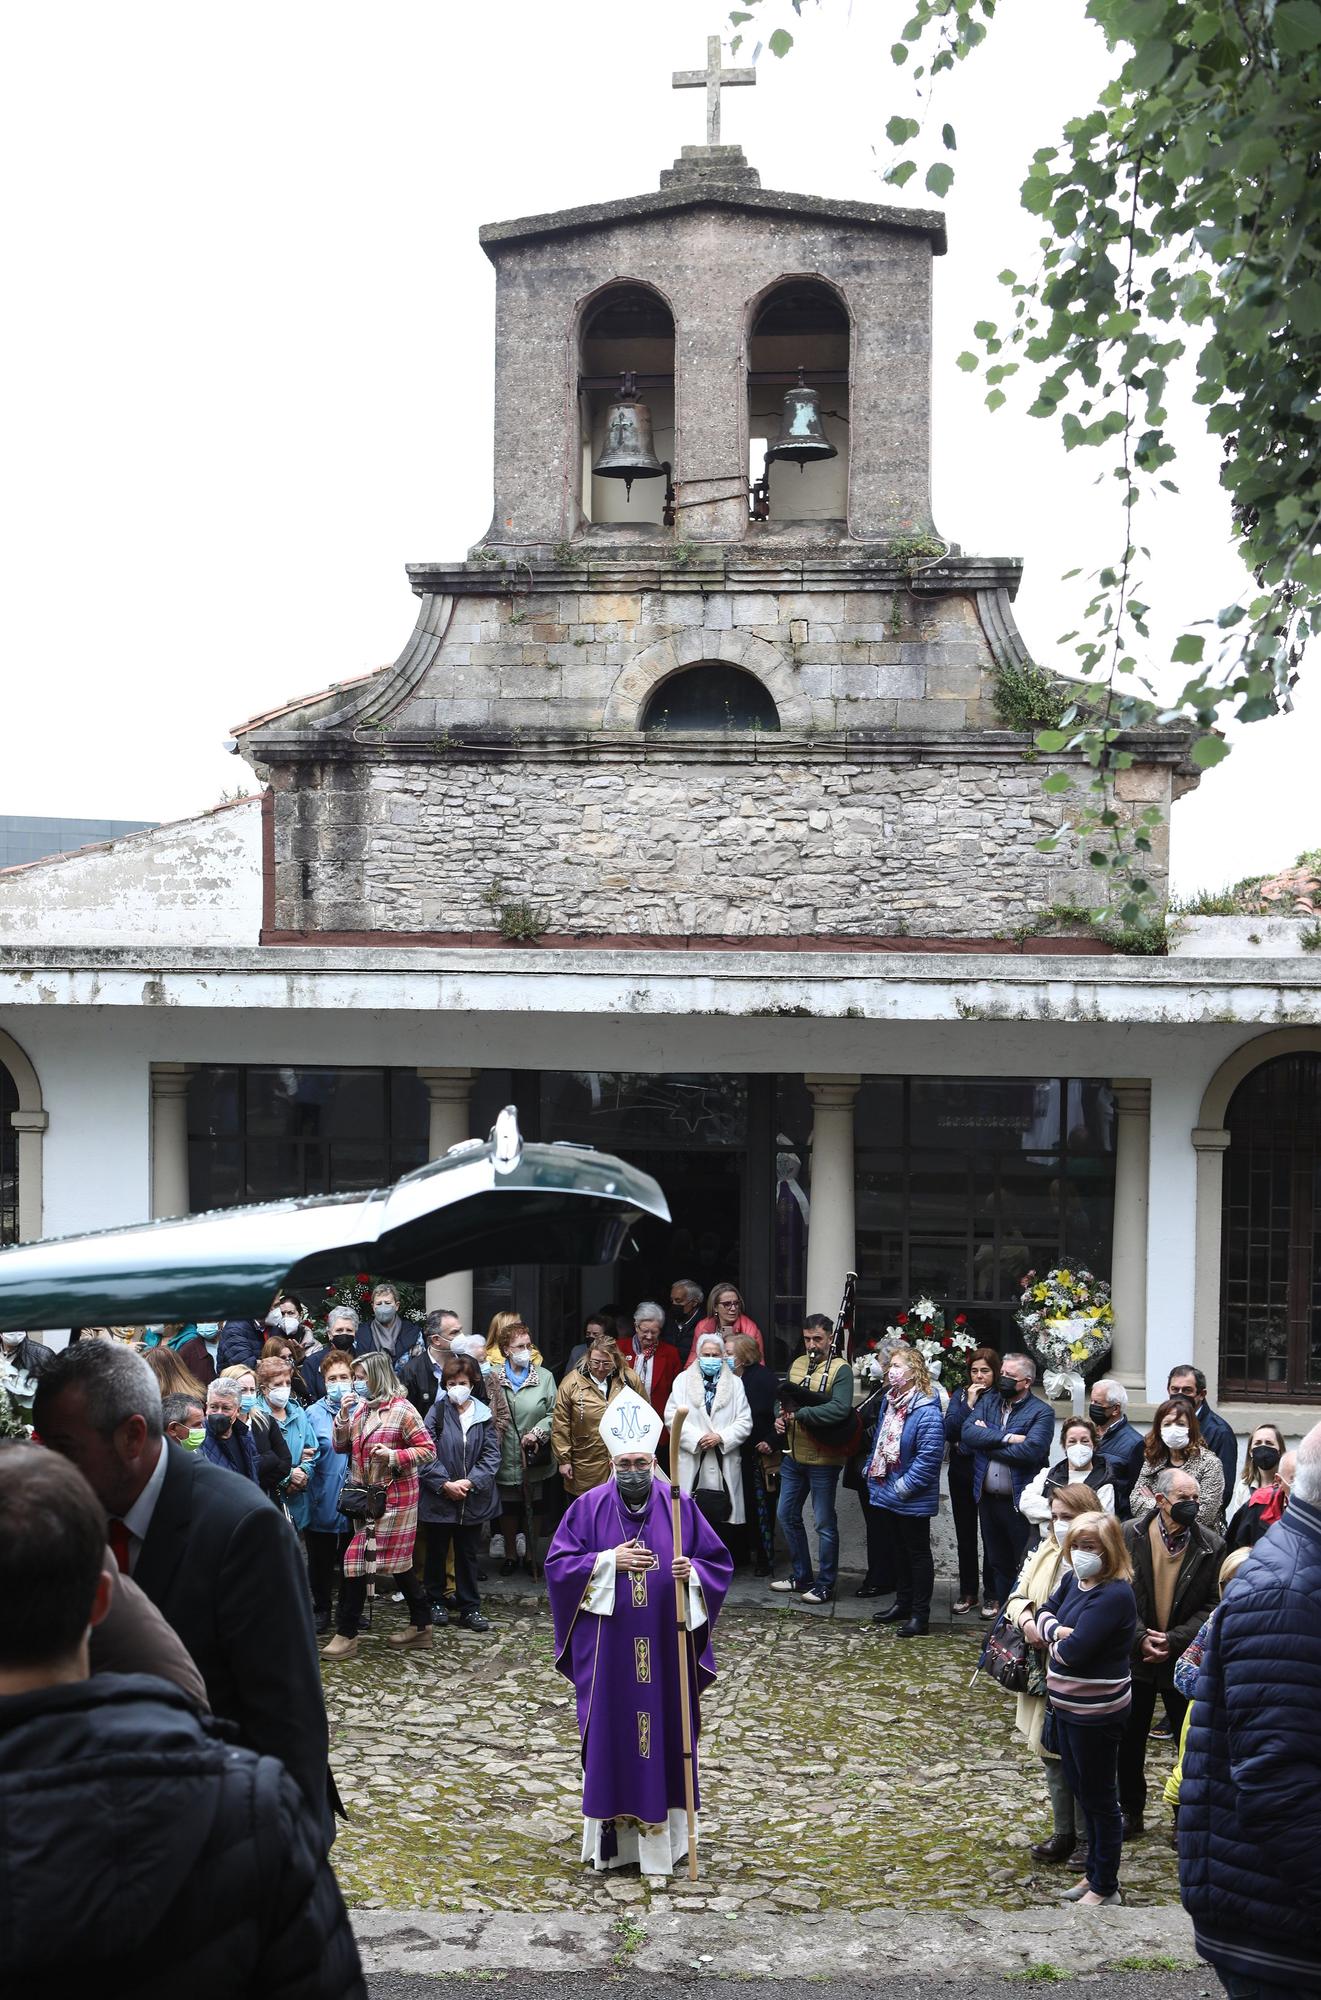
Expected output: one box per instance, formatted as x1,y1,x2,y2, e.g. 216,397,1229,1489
550,1339,643,1496
1004,1480,1098,1868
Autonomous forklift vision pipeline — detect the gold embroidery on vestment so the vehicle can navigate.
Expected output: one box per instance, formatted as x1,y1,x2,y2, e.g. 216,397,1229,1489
630,1570,648,1609
637,1711,651,1759
634,1638,651,1683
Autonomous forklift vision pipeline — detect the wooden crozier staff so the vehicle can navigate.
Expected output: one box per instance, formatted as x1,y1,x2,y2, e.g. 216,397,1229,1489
668,1404,699,1883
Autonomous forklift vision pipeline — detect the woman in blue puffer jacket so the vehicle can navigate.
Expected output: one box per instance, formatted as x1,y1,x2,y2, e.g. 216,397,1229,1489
304,1350,353,1634
866,1343,947,1638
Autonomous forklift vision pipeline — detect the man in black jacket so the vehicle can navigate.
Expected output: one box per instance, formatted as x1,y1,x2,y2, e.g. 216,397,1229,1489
1119,1465,1223,1837
0,1443,363,1999
664,1279,703,1354
401,1306,462,1415
34,1340,333,1839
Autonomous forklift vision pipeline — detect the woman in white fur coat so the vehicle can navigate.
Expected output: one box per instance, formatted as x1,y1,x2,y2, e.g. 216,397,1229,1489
665,1331,753,1526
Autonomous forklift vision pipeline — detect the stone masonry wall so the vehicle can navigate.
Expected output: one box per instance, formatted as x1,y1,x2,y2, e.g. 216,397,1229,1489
387,585,1000,736
269,752,1172,939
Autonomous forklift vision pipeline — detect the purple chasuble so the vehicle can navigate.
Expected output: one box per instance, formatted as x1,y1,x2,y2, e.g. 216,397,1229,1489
545,1479,733,1826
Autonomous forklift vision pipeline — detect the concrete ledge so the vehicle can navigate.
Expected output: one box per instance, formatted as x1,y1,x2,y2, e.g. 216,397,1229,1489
352,1905,1200,1981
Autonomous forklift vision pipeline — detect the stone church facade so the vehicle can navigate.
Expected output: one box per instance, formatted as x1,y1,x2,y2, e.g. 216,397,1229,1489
2,108,1320,1441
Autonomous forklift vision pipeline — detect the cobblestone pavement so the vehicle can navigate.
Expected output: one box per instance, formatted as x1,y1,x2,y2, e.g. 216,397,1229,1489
328,1595,1183,1918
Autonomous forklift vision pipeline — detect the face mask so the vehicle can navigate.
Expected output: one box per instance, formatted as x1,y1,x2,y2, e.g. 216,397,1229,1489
0,1332,24,1348
375,1302,397,1323
1000,1374,1021,1398
265,1311,283,1329
207,1411,233,1437
1088,1403,1110,1427
281,1313,301,1332
1053,1520,1071,1547
183,1427,206,1451
330,1332,356,1350
1168,1498,1199,1528
239,1393,257,1415
1071,1549,1103,1581
352,1381,370,1402
479,1359,493,1375
1065,1442,1093,1469
724,1355,737,1371
699,1355,723,1378
616,1468,652,1506
1251,1444,1281,1471
326,1383,348,1404
1161,1425,1190,1451
446,1382,472,1406
196,1323,219,1340
509,1351,532,1372
888,1367,909,1389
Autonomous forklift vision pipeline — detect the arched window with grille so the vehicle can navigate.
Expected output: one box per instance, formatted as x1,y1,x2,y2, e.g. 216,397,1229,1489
1220,1052,1321,1400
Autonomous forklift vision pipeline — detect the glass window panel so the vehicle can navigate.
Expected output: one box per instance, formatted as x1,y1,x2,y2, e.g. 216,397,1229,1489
909,1156,971,1234
910,1240,969,1299
541,1071,748,1149
909,1079,1059,1154
187,1066,240,1139
243,1140,305,1202
328,1141,388,1190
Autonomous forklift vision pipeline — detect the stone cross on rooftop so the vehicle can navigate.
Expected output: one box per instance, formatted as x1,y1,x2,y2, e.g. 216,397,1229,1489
672,35,755,147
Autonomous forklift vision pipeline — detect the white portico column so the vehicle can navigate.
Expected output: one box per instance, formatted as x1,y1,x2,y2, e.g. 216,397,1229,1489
418,1068,478,1327
1109,1078,1151,1391
804,1075,861,1320
150,1063,192,1221
11,1108,48,1242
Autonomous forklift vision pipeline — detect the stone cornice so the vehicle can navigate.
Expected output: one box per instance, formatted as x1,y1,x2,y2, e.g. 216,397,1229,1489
479,182,947,257
241,723,1195,770
405,554,1024,599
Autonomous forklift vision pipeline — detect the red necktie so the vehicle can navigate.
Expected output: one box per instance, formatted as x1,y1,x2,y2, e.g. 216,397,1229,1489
107,1518,132,1575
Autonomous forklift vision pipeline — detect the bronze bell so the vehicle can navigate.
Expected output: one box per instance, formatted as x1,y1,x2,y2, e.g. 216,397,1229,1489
592,371,666,498
766,367,837,469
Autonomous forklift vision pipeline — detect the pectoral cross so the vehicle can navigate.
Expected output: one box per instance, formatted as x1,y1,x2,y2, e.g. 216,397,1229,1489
672,35,756,147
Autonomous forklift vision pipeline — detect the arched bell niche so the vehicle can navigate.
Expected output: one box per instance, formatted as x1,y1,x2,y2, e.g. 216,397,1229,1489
641,663,781,733
747,277,851,525
578,282,675,529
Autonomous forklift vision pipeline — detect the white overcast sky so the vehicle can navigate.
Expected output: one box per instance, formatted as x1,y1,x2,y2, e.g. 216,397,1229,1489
1,0,1311,896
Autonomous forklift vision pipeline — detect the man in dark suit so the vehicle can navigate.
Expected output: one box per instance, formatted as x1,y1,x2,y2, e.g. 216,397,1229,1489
400,1308,460,1416
34,1340,332,1839
1087,1376,1147,1519
664,1279,703,1355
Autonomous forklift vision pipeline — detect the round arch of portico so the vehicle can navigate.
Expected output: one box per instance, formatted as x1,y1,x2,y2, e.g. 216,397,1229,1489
602,628,809,731
1192,1027,1321,1401
0,1025,46,1243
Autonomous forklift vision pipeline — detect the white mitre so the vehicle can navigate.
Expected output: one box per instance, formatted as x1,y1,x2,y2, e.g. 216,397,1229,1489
598,1386,663,1458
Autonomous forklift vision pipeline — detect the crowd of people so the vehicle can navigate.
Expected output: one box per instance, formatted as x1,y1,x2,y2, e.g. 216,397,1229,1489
1,1276,1318,1996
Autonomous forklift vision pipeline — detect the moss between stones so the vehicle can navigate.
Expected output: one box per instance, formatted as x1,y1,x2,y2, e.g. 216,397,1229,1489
326,1607,1181,1916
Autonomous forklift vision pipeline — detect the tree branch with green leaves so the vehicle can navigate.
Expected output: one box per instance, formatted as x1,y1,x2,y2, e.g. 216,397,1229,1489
730,0,1321,924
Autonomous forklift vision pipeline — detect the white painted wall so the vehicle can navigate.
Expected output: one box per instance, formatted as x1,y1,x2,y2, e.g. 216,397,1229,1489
1144,1065,1207,1401
0,798,263,947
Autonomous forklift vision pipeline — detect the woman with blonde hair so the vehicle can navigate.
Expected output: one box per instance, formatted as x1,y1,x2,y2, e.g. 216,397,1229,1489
1022,1512,1138,1907
322,1349,436,1660
1006,1482,1102,1867
686,1281,764,1364
142,1344,207,1402
866,1341,945,1638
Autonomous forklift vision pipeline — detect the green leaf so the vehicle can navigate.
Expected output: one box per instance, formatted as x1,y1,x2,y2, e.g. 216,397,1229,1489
884,160,918,188
768,27,794,57
1274,1,1321,54
985,388,1006,411
890,41,909,64
941,122,957,151
1127,38,1173,89
925,161,955,199
1171,634,1205,665
1036,730,1071,752
1190,734,1230,769
1042,772,1073,794
885,114,920,146
956,351,979,371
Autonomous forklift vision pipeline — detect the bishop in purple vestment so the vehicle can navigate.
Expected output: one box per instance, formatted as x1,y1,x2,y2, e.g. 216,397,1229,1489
545,1389,733,1872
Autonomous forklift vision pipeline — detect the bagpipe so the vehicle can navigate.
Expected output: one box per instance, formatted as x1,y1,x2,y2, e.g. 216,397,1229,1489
777,1270,863,1455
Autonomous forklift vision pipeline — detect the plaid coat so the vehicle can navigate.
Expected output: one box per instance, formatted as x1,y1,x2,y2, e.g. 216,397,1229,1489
338,1394,436,1578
